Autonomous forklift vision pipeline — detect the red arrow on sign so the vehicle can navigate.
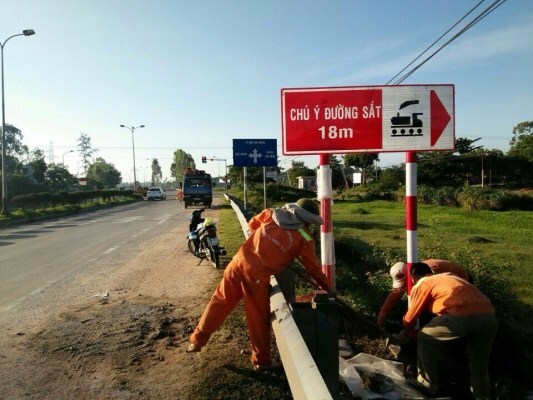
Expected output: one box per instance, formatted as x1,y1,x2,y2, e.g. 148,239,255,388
430,90,451,146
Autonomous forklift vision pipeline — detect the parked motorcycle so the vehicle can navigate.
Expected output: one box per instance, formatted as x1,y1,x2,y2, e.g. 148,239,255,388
187,208,226,269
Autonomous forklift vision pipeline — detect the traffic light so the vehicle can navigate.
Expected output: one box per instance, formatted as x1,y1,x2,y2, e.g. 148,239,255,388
202,156,206,163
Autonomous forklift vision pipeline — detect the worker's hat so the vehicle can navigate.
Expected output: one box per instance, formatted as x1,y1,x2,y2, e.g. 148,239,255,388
390,262,407,289
296,198,320,216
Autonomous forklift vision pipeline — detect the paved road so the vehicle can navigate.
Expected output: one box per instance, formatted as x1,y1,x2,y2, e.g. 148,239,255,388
0,195,190,311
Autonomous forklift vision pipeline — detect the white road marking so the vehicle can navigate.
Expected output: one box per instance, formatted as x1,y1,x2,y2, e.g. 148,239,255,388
113,216,143,224
104,246,118,254
132,228,150,238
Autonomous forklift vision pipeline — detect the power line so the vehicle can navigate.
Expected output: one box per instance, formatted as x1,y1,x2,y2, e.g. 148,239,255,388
390,0,509,85
386,0,486,85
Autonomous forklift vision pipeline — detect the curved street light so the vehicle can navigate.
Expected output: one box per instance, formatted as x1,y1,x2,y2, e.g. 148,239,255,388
1,29,35,214
120,124,145,191
62,150,74,167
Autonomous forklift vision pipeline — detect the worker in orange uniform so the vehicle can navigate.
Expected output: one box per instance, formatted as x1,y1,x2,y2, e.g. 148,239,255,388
402,262,497,399
187,198,331,371
377,259,470,328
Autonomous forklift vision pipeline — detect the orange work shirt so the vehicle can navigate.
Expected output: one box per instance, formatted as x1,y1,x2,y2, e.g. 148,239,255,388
423,259,469,281
236,208,329,290
403,273,494,330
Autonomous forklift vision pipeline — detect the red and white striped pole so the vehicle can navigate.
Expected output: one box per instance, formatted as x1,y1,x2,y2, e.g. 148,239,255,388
405,151,418,295
318,154,335,290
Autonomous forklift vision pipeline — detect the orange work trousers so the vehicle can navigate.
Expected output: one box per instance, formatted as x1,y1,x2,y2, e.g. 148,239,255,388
190,260,272,366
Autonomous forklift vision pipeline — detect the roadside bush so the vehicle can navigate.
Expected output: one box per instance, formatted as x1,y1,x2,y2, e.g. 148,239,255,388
405,186,533,211
50,193,63,209
229,184,315,211
85,190,99,203
11,194,33,210
36,192,52,208
265,183,316,203
56,191,69,206
67,192,82,206
101,191,111,202
414,185,458,206
364,186,396,201
456,187,530,211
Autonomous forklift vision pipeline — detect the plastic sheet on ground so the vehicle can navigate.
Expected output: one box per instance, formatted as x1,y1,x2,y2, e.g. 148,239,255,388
339,353,428,399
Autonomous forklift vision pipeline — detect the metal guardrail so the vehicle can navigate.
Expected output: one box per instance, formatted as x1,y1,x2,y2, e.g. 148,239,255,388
224,194,333,400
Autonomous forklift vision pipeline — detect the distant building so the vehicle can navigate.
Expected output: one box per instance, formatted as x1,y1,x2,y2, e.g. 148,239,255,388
297,176,317,191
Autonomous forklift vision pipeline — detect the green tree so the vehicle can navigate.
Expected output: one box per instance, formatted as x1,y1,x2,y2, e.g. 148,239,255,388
329,155,346,188
286,160,314,186
77,133,98,175
86,158,122,189
378,165,404,190
171,149,195,185
510,121,533,146
2,124,29,158
45,163,77,192
1,124,29,174
227,165,265,186
343,153,379,185
28,148,47,183
150,158,162,185
416,137,484,187
508,121,533,162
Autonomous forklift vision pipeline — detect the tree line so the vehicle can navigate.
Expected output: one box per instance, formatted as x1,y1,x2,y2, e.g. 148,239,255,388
0,125,167,204
4,120,531,204
224,121,533,191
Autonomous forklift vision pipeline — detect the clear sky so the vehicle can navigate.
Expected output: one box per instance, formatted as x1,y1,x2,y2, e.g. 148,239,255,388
2,0,532,183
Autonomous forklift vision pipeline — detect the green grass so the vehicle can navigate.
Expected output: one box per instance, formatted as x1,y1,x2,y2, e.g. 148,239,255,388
331,198,533,397
0,197,139,228
332,199,533,305
200,197,533,399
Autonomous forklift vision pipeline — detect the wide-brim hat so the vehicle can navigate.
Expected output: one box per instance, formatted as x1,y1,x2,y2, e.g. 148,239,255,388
296,198,320,216
390,262,407,289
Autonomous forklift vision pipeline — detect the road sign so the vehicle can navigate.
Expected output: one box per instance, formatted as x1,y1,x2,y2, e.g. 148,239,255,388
233,139,278,167
281,84,454,155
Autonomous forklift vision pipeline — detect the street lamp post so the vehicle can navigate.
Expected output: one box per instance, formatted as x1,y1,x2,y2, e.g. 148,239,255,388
120,124,145,191
1,29,35,214
62,150,74,167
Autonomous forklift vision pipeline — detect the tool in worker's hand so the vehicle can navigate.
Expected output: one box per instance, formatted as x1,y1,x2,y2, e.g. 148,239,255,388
287,265,403,345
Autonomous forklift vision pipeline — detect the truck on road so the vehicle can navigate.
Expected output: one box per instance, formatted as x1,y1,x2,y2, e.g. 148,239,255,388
182,169,212,208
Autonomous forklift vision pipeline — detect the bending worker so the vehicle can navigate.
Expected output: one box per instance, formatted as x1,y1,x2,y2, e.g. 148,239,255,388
187,199,330,371
377,259,470,328
403,262,497,399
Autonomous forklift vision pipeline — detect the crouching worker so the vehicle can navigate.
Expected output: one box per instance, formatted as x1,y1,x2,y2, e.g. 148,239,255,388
403,262,497,399
187,198,331,372
377,259,470,329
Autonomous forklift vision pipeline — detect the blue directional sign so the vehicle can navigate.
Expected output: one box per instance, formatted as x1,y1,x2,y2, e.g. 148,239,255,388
233,139,277,167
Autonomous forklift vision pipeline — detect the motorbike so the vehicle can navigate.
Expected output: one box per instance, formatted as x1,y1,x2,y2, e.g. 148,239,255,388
187,208,226,269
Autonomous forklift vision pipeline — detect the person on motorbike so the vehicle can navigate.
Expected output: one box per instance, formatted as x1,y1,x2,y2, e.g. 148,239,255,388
187,198,331,372
189,209,205,254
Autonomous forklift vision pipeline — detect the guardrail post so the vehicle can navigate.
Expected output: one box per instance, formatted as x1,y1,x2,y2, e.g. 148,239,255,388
271,278,334,400
291,292,339,399
275,267,295,303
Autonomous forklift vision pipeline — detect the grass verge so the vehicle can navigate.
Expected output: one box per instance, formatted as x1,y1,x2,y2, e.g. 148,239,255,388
212,194,533,398
0,197,139,228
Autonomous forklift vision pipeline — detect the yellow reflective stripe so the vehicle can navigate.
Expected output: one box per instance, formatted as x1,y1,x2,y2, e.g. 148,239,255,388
298,228,312,241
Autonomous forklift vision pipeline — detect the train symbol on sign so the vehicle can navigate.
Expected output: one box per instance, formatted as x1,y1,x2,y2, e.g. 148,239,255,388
391,100,423,137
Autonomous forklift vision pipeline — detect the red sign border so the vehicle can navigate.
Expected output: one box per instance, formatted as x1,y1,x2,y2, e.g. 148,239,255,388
281,84,455,155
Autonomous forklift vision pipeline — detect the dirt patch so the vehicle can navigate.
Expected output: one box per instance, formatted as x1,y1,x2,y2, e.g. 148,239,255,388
0,207,221,399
